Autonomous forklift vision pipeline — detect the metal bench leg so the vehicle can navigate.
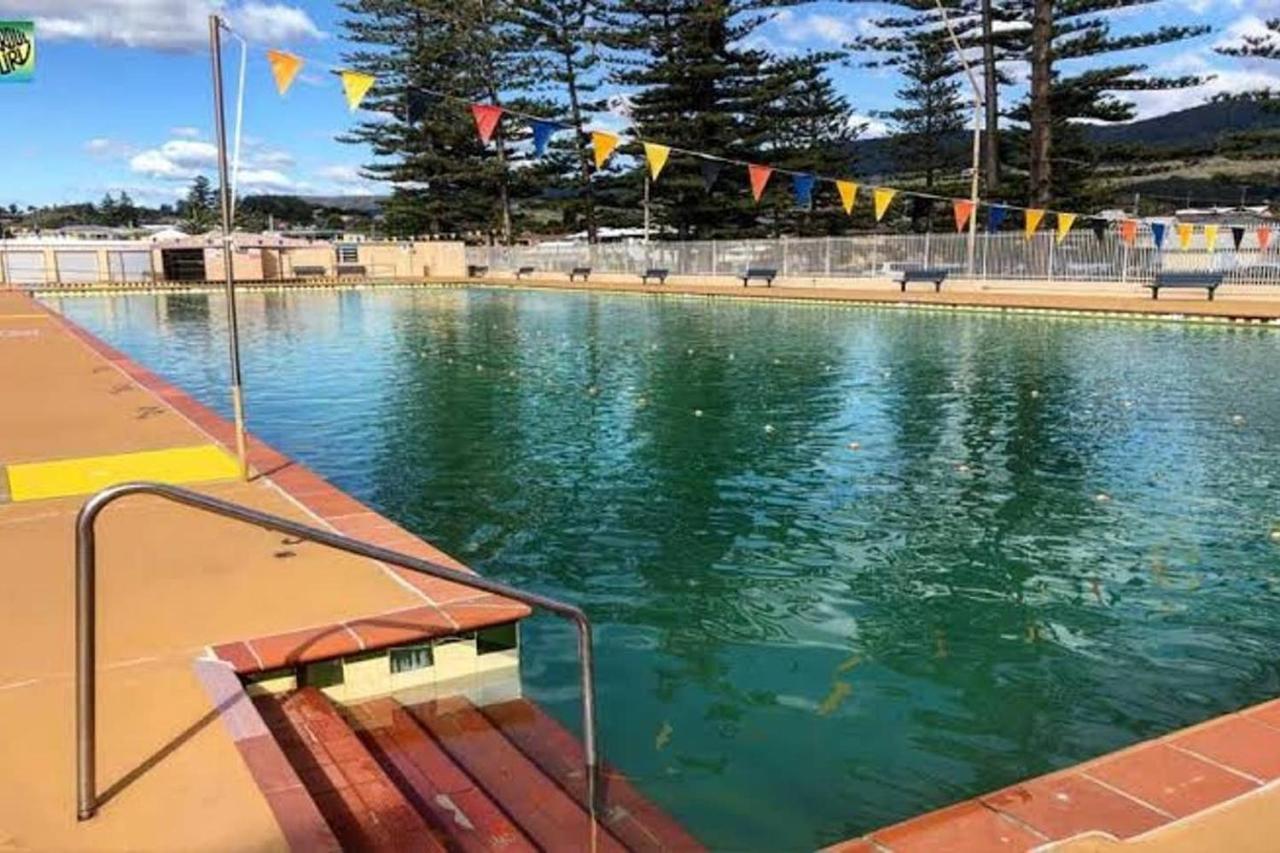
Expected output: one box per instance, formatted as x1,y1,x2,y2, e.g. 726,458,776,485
1208,288,1215,302
1151,288,1158,300
935,282,941,293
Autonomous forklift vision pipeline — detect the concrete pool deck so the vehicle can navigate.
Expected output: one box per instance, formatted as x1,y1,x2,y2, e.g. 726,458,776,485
0,290,527,848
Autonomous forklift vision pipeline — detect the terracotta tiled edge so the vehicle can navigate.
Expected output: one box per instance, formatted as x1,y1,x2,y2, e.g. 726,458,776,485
193,659,341,851
823,697,1280,852
34,297,531,675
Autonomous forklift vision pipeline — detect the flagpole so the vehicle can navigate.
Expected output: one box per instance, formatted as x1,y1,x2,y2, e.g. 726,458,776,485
935,0,983,279
210,14,249,480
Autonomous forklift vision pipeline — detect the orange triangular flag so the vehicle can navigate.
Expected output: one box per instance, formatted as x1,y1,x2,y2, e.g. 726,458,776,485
643,142,670,180
1177,223,1194,250
1121,219,1138,245
339,70,376,112
836,181,858,215
1259,226,1273,251
471,104,504,144
1024,208,1045,238
748,164,772,202
266,50,303,96
592,131,619,169
873,188,897,222
953,199,975,233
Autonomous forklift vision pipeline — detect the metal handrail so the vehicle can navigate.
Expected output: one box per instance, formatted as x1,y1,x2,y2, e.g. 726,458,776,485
75,481,598,828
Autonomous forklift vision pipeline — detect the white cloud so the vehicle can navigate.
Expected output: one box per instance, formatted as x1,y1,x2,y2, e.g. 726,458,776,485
129,139,219,179
83,137,136,158
170,126,202,139
315,164,389,195
5,0,323,52
849,112,890,139
772,9,880,46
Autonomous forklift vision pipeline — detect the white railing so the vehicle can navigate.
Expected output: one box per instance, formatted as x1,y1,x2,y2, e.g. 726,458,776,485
467,228,1280,286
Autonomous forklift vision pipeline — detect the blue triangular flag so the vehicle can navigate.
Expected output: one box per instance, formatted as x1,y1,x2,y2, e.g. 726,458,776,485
531,120,560,157
1151,222,1166,249
791,173,816,208
987,204,1008,232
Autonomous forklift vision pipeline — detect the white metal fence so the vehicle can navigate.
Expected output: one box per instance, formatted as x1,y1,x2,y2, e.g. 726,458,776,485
467,228,1280,286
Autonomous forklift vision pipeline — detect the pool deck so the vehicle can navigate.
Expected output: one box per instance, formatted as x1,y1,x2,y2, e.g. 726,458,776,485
0,289,527,849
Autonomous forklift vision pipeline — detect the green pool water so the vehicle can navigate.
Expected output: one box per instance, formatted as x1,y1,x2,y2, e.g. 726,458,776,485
53,287,1280,850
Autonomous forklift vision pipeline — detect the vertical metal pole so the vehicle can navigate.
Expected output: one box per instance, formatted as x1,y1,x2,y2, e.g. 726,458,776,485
75,505,97,820
643,175,651,244
210,15,248,480
936,0,983,278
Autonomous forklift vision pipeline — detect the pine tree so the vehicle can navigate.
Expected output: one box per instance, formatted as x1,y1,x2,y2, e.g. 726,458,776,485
1216,18,1280,61
98,193,117,227
877,30,967,190
516,0,604,241
603,0,778,238
180,175,216,233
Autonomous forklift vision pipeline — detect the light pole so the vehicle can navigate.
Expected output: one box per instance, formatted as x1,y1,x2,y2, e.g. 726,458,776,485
209,15,249,479
935,0,984,278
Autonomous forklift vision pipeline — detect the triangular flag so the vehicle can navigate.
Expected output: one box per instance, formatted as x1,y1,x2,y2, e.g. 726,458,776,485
988,204,1008,232
592,131,618,169
953,199,975,233
1090,219,1108,242
792,173,816,208
1232,226,1246,250
266,50,302,96
1258,226,1273,251
406,90,435,124
1024,208,1045,238
1121,219,1138,245
643,142,670,180
1204,224,1219,252
1056,212,1077,243
748,164,772,202
340,70,376,112
531,120,560,157
1151,222,1167,249
700,159,723,192
836,180,857,215
471,104,504,143
1177,222,1194,250
873,187,897,222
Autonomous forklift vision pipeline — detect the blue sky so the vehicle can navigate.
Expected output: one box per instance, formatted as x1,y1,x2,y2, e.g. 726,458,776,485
0,0,1275,209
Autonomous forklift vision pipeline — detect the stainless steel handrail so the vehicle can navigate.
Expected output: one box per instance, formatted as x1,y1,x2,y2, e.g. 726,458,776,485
75,481,598,828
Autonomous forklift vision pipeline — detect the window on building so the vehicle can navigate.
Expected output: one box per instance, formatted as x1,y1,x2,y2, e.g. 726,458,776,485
336,244,358,264
477,623,518,655
390,643,434,673
303,658,344,688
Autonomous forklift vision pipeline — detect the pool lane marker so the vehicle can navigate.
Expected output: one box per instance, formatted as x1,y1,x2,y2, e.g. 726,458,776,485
4,444,241,503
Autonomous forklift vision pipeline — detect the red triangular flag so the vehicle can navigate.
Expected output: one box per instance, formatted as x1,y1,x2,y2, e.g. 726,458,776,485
1258,226,1273,251
748,164,772,203
953,199,975,233
471,104,503,143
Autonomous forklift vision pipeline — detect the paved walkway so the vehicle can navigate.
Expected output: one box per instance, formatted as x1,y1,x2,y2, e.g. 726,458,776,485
0,291,521,849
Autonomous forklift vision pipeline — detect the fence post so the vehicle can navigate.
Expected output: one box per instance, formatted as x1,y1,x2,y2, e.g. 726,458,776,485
825,236,832,277
1048,232,1056,282
924,232,931,269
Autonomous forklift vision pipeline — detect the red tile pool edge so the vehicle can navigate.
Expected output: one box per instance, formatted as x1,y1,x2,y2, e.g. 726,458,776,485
824,696,1280,852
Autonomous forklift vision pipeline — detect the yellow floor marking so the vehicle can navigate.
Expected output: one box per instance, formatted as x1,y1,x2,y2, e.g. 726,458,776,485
5,445,240,502
0,314,50,320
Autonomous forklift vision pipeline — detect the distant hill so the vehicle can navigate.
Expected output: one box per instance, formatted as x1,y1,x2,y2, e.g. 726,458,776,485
297,194,385,213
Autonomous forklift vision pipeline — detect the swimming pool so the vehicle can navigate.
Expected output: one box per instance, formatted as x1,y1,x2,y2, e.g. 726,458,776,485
52,287,1280,850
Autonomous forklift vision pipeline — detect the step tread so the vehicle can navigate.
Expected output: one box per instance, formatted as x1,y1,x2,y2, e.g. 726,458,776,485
260,688,446,852
482,699,705,852
406,696,628,853
347,697,537,853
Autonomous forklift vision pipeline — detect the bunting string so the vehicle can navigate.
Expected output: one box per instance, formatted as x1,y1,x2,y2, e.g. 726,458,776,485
236,36,1278,247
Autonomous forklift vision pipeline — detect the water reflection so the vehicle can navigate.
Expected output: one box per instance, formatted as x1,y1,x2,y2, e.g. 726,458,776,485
53,289,1280,851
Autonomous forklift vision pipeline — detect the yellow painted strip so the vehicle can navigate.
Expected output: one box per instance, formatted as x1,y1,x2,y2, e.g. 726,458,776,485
0,314,50,320
6,445,240,502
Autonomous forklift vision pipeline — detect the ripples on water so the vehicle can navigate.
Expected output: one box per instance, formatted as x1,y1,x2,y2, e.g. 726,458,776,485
54,288,1280,850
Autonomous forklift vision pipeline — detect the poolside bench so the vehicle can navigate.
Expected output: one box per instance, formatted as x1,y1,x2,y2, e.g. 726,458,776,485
1147,272,1224,301
292,265,327,277
895,268,949,293
467,264,489,278
335,264,367,277
569,266,592,282
641,268,669,285
741,267,777,288
514,266,535,279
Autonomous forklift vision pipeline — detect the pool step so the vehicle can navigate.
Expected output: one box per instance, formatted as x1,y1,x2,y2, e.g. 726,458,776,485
480,698,705,852
255,688,447,851
403,695,630,853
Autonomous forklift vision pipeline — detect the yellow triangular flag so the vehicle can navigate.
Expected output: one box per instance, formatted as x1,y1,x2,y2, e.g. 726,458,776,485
1056,212,1077,243
1204,224,1219,252
836,181,858,215
266,50,303,96
1178,222,1194,250
592,131,619,169
643,142,670,180
1025,208,1045,239
873,187,897,222
339,70,376,112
